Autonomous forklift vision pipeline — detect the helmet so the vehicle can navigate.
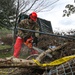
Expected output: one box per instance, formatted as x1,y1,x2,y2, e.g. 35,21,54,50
30,12,37,21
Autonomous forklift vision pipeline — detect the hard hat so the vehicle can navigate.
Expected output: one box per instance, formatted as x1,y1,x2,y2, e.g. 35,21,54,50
30,12,37,21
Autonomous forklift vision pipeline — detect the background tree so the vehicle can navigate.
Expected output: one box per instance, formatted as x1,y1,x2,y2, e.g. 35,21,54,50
0,0,16,29
63,0,75,17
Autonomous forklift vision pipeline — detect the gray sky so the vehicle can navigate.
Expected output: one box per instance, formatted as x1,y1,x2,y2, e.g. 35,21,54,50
37,0,75,32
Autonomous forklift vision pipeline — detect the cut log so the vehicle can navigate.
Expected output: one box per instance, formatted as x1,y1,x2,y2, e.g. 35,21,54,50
0,58,37,68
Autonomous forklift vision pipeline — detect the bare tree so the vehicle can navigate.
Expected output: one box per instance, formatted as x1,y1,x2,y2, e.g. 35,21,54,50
15,0,59,15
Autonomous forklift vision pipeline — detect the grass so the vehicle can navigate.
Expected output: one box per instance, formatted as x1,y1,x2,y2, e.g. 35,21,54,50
0,52,12,58
0,28,12,37
0,28,13,58
0,45,12,50
0,45,12,58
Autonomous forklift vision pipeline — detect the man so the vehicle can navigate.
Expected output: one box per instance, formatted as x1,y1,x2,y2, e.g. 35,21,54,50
13,12,39,58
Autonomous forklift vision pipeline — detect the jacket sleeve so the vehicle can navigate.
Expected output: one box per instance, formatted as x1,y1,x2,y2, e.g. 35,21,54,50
17,20,27,38
18,20,25,28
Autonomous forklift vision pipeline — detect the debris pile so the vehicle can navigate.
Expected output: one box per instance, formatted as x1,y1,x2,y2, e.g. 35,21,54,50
0,34,75,75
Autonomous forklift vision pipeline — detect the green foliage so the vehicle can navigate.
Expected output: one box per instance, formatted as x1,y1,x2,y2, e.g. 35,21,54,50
63,4,75,17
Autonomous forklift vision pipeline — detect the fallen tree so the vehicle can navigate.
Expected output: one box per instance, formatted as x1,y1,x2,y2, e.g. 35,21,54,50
0,42,69,69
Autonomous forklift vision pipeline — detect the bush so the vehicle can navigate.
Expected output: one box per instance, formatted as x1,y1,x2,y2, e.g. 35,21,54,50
1,36,13,45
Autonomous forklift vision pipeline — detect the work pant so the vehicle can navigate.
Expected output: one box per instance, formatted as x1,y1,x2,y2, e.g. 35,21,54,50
13,36,38,58
13,37,24,58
